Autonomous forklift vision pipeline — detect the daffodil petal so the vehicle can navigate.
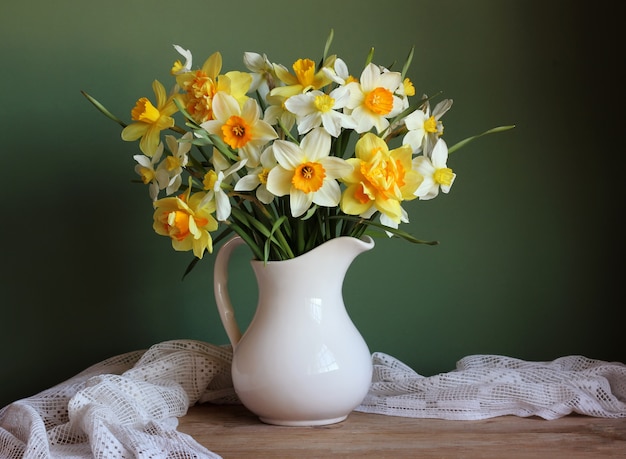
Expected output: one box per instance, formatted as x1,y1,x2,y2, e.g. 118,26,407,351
297,113,321,135
121,123,147,142
289,188,313,217
284,93,313,117
319,156,353,179
257,186,275,204
300,128,330,161
213,92,240,120
431,139,449,167
312,180,341,207
272,140,303,170
234,174,260,191
266,166,293,196
340,184,372,216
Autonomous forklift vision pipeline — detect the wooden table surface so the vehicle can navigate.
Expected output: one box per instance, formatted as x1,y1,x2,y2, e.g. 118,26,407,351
177,403,626,458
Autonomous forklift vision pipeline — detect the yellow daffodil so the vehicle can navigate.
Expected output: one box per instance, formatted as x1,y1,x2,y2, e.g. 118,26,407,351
201,92,277,168
266,128,353,218
413,139,455,200
340,133,420,226
270,57,335,99
345,63,404,134
175,52,252,124
121,80,178,157
152,186,218,259
175,52,221,123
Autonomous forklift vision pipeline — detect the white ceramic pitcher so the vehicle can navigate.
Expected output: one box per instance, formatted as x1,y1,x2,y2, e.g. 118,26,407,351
213,235,374,426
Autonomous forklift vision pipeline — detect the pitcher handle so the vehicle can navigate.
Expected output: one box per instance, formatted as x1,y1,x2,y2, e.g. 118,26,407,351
213,235,246,347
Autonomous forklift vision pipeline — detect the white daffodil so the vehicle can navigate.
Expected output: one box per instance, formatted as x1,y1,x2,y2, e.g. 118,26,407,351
413,139,456,200
156,132,191,196
201,92,278,168
284,86,355,137
403,97,453,156
263,91,297,134
380,207,410,237
266,128,353,217
345,63,404,134
234,146,278,204
134,142,168,201
172,44,193,74
243,52,274,98
322,58,352,85
201,149,247,221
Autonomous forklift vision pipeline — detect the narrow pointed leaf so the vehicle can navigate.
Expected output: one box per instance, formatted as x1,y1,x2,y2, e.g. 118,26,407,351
448,125,516,154
81,91,127,128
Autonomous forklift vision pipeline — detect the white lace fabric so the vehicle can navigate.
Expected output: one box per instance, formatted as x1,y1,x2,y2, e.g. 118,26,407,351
0,341,235,459
1,340,625,459
358,352,626,420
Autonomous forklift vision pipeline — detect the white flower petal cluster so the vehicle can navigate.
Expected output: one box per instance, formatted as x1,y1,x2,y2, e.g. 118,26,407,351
94,33,510,263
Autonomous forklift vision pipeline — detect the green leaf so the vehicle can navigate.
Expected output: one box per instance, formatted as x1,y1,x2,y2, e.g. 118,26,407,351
230,207,292,260
81,90,127,128
330,215,439,245
207,133,240,161
364,47,375,66
448,125,516,154
228,221,264,260
401,46,414,80
264,216,293,262
174,98,203,129
323,29,334,62
182,256,201,280
300,205,318,221
277,119,299,143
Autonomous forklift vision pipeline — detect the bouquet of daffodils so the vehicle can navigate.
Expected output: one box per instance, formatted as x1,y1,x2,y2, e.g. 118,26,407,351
83,31,511,267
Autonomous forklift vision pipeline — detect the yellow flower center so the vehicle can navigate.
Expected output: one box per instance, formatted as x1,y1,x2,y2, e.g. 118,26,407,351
165,156,182,171
183,70,217,122
314,94,335,113
137,166,155,184
355,183,373,204
171,60,184,75
203,170,218,190
364,87,394,116
222,115,252,149
424,115,438,134
163,197,210,242
403,78,415,97
258,168,270,185
131,98,160,123
434,167,454,186
359,149,405,200
293,58,316,87
292,161,325,193
167,210,191,241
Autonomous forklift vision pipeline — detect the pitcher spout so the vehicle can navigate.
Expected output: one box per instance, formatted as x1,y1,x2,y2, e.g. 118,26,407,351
315,235,375,262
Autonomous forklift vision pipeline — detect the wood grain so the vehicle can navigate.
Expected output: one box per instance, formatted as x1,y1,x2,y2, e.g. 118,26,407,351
177,403,626,458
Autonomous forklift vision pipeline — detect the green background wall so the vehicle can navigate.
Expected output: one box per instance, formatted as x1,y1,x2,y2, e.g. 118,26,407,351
1,0,623,407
